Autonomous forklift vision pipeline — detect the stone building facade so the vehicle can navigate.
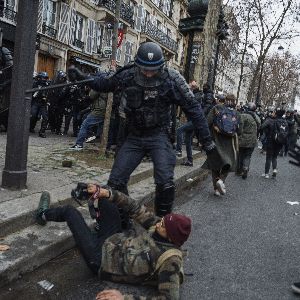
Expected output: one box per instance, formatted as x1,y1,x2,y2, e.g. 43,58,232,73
0,0,189,79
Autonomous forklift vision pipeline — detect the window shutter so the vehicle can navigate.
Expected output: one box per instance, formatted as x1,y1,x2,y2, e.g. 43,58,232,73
86,19,94,54
134,5,144,32
37,0,44,33
165,0,171,16
58,2,70,44
124,41,133,65
68,8,76,46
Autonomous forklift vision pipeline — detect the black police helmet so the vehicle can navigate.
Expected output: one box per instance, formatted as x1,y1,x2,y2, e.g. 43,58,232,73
57,70,66,78
37,71,49,80
135,42,165,71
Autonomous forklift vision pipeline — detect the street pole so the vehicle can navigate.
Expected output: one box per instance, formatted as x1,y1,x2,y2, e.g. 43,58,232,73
2,0,39,189
99,0,121,152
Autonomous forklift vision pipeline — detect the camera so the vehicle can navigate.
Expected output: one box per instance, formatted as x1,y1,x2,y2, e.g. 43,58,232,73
71,182,89,201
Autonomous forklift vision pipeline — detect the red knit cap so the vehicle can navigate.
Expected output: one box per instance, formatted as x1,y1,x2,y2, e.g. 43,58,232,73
164,213,192,247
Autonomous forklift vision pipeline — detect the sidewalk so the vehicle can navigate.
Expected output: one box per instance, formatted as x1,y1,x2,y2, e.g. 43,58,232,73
0,132,209,287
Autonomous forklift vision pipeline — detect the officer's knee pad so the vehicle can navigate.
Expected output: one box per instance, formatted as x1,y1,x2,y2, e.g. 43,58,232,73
155,182,175,217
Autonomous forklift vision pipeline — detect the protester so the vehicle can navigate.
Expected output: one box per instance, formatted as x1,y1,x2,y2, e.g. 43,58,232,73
35,184,191,300
204,94,240,196
237,102,261,179
69,89,107,150
260,108,288,178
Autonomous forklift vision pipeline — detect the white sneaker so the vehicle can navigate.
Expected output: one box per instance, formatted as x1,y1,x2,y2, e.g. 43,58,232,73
69,144,83,151
216,179,226,195
214,190,221,197
272,169,278,178
262,173,270,179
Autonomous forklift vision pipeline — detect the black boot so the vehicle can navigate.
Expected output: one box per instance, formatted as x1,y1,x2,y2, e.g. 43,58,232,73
155,183,175,217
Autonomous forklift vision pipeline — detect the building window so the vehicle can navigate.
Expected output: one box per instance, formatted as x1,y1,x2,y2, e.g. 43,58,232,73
70,12,85,49
42,0,56,28
124,41,133,65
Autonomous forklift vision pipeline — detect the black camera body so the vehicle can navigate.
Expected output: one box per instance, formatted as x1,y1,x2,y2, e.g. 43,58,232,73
71,182,89,201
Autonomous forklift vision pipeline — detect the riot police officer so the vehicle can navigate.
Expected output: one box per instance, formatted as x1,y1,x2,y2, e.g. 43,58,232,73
68,42,215,217
30,71,50,138
48,70,68,135
0,43,13,131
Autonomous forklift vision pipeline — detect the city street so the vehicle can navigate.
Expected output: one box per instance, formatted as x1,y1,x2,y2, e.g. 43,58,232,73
0,148,299,300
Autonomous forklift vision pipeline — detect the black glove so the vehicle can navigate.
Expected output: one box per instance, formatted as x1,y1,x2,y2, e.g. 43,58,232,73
68,66,89,82
289,144,300,167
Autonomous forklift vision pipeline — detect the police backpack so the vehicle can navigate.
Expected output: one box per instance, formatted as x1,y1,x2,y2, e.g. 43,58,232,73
273,119,288,144
213,106,239,137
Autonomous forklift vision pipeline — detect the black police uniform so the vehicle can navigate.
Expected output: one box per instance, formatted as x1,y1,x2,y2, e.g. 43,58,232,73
69,42,214,217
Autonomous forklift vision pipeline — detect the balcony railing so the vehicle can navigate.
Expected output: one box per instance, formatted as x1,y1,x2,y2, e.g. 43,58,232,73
42,24,57,39
141,23,177,53
1,7,17,23
97,0,134,27
73,39,85,50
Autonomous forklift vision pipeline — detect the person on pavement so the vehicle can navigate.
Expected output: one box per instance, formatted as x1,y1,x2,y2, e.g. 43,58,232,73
35,184,191,300
68,42,217,220
260,108,288,179
237,102,261,179
204,94,240,196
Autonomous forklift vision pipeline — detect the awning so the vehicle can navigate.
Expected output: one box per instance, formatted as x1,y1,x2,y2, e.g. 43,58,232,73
72,57,101,70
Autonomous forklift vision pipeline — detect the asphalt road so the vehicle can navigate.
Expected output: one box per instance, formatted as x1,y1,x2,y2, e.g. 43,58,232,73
0,148,300,300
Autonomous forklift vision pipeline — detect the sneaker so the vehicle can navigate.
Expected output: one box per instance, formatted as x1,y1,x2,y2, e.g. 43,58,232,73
292,282,300,294
181,160,193,167
214,190,221,197
176,150,182,157
35,191,50,225
216,179,226,195
69,144,83,150
85,135,96,143
272,169,277,178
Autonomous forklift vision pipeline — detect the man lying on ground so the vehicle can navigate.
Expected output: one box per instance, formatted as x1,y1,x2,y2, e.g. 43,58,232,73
35,184,191,300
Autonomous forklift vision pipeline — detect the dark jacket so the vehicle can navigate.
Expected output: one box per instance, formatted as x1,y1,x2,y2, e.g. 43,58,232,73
261,117,285,148
90,66,212,146
100,190,184,300
203,104,240,172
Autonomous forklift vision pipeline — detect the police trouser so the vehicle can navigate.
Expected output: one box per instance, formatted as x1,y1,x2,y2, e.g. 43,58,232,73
30,102,48,133
108,132,176,217
43,200,121,274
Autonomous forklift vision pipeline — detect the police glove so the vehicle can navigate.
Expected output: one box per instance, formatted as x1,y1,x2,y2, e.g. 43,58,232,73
68,66,89,82
289,144,300,167
203,141,216,154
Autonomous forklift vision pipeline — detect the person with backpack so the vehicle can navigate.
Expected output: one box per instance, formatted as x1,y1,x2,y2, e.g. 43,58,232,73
237,102,261,179
260,108,288,178
35,184,191,300
205,94,240,196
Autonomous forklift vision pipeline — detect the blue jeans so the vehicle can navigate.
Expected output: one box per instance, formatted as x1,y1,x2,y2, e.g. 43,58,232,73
109,132,176,187
176,121,194,162
76,114,104,146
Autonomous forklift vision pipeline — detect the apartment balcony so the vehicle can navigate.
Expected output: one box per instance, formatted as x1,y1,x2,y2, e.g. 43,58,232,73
1,7,17,24
141,23,177,54
97,0,134,27
42,24,57,39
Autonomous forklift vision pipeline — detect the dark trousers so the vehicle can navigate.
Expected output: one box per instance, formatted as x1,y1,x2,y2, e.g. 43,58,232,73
238,147,255,172
44,200,122,274
176,121,194,162
109,132,176,188
265,144,282,174
30,102,48,133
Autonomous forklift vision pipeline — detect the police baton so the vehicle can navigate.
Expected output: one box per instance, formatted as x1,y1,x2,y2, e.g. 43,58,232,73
25,78,94,94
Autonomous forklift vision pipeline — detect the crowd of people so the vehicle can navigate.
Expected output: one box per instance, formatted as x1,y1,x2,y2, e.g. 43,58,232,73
25,41,300,299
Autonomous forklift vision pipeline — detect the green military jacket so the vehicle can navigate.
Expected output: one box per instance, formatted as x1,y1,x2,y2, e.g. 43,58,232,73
238,112,261,148
99,190,184,300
